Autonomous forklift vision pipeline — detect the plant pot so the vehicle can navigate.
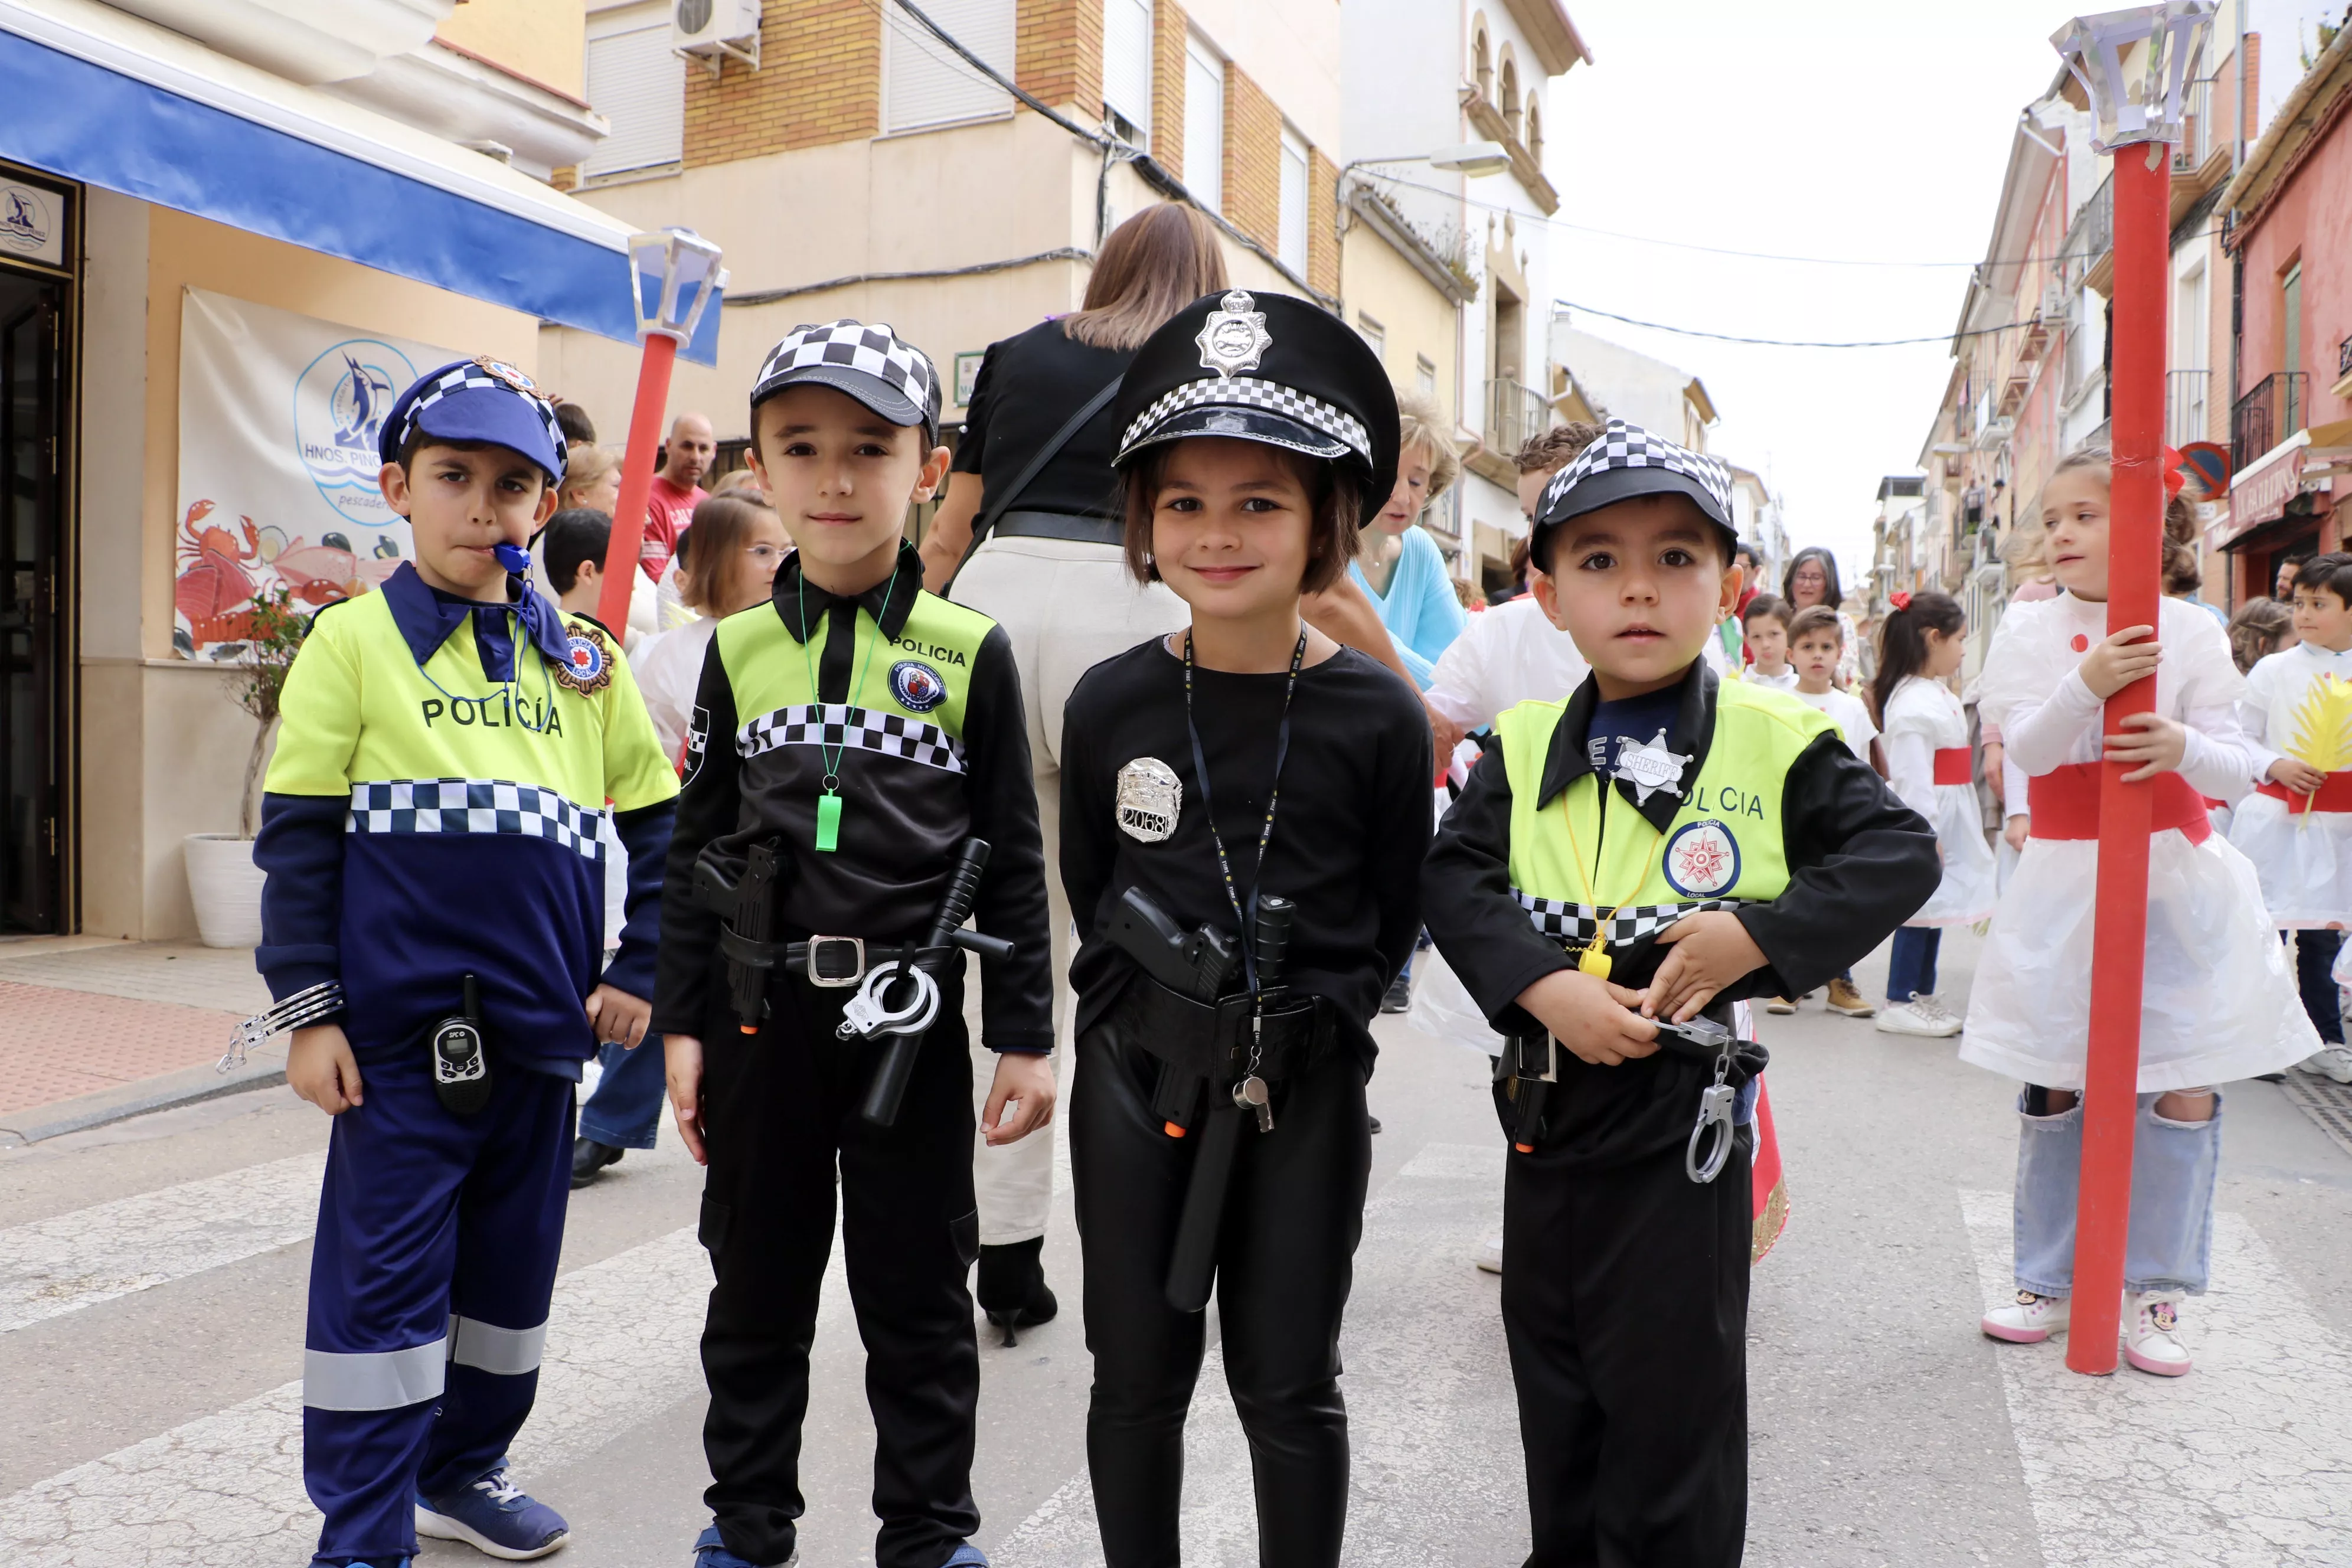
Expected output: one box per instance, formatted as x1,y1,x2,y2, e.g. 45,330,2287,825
185,833,266,949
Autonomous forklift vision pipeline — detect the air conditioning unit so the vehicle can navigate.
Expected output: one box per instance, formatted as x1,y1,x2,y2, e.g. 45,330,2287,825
2040,283,2067,321
675,0,760,73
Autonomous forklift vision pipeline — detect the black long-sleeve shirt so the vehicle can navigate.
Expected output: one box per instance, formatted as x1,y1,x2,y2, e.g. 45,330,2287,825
1423,659,1938,1165
651,543,1054,1050
1060,639,1432,1067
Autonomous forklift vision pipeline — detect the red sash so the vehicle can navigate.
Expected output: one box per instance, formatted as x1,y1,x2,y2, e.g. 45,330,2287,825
2254,772,2352,814
2027,763,2211,844
1932,747,1972,786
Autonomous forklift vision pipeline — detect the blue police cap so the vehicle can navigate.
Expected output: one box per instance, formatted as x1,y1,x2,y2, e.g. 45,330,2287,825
378,357,567,485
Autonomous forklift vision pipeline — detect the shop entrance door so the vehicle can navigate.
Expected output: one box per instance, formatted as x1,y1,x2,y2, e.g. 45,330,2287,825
0,270,64,932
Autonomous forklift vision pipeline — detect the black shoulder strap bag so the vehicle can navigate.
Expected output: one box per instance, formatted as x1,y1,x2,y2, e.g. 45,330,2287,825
943,373,1123,594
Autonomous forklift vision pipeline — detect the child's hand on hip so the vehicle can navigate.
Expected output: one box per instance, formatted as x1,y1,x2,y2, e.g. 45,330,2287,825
665,1034,707,1165
982,1050,1057,1145
288,1023,362,1115
585,983,651,1048
1514,968,1657,1067
2078,625,2161,699
2103,711,2188,782
1644,910,1768,1024
2269,755,2329,793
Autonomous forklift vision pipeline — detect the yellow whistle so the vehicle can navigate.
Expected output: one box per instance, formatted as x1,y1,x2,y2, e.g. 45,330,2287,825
1576,945,1612,981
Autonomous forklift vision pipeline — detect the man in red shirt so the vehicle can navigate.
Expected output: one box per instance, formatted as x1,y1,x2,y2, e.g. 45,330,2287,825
642,412,714,581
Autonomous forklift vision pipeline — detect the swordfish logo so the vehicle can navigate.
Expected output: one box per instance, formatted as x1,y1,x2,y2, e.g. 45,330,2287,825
0,185,54,260
293,338,417,528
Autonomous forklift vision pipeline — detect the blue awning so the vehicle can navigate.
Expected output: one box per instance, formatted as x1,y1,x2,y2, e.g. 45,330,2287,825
0,0,718,364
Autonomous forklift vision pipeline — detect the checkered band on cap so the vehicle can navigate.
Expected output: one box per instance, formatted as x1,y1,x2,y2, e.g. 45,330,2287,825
753,319,939,429
1511,889,1741,949
346,779,604,861
388,360,566,484
1540,417,1731,525
1116,375,1373,466
738,704,966,775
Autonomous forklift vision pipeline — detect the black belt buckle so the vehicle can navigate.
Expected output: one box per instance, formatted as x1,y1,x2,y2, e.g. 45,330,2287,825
431,973,492,1116
805,935,865,988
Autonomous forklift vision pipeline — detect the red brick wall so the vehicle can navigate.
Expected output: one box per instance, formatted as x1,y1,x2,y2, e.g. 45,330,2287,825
684,0,877,165
1151,0,1188,178
1223,62,1280,249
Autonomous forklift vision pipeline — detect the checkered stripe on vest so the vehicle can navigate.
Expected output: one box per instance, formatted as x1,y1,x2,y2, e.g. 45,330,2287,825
1512,890,1737,947
347,780,605,861
738,704,966,775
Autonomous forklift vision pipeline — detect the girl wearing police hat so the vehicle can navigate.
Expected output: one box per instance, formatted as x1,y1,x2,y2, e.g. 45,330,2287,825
1057,292,1432,1567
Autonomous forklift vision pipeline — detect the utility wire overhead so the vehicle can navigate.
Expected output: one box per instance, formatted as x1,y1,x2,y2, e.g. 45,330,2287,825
1555,299,2042,350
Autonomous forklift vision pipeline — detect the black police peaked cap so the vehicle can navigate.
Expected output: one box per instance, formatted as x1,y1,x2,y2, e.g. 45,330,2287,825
1112,289,1399,524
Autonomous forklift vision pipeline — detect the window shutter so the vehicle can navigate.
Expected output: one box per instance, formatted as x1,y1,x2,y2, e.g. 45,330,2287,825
1103,0,1152,134
886,0,1014,134
1183,38,1223,213
583,24,684,177
1279,128,1309,275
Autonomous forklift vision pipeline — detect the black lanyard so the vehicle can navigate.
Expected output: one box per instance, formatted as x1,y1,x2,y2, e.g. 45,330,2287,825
1181,629,1306,996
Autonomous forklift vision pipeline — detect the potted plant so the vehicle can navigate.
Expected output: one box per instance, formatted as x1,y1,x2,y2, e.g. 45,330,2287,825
185,587,309,948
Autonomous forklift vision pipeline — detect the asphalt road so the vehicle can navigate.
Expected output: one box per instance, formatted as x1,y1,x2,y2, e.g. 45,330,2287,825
3,929,2348,1567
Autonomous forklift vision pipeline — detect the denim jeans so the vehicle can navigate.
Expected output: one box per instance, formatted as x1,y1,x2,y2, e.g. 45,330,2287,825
2011,1088,2222,1296
1886,926,1941,1004
2289,929,2346,1046
577,1037,667,1151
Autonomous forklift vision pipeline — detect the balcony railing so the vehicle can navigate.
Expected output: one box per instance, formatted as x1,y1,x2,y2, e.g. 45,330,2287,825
2233,371,2309,470
2167,368,2211,449
1422,483,1462,540
1484,378,1550,459
2172,76,2214,172
2063,172,2113,268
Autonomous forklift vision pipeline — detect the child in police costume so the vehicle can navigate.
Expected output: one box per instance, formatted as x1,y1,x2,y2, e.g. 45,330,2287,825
1058,291,1432,1568
653,321,1056,1568
254,359,678,1566
1422,419,1939,1567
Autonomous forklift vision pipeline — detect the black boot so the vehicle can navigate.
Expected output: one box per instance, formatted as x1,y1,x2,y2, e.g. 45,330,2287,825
570,1136,623,1188
975,1236,1057,1347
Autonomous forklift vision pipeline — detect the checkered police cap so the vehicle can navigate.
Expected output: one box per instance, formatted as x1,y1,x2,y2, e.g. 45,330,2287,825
1533,419,1735,561
750,319,941,443
378,358,567,485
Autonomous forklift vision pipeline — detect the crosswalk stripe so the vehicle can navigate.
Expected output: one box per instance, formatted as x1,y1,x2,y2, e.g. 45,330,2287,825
0,1153,322,1335
1958,1189,2352,1567
991,1141,1524,1566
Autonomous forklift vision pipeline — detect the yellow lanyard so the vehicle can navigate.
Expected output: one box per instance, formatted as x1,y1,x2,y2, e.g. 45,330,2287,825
1560,779,1664,982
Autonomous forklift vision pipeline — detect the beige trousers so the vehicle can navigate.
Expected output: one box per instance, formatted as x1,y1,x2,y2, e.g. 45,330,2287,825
951,535,1190,1244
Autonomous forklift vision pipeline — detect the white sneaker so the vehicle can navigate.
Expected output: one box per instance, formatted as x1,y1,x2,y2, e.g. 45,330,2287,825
1876,999,1962,1038
2297,1046,2352,1084
1981,1289,2069,1343
2125,1291,2191,1376
1475,1234,1504,1274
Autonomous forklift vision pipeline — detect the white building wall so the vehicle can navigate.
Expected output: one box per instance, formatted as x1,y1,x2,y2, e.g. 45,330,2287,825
1185,0,1342,152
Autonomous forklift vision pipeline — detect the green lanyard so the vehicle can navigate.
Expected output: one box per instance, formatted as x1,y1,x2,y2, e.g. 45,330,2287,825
796,566,896,852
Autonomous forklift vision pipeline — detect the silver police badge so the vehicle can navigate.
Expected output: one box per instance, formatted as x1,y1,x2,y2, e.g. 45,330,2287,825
1115,756,1183,842
1195,290,1270,378
1613,729,1692,806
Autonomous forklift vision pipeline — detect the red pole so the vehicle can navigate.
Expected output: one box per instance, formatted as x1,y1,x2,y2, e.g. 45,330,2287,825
2067,140,2170,1376
597,332,680,635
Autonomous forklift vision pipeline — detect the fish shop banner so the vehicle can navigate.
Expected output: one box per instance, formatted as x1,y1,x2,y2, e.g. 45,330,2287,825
175,288,468,660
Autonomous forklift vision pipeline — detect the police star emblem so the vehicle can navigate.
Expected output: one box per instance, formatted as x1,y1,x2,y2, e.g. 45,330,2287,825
1613,730,1692,805
554,621,615,695
1195,290,1270,378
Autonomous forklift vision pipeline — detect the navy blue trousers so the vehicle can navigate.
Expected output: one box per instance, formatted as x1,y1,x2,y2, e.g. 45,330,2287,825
302,1053,575,1565
2289,929,2346,1046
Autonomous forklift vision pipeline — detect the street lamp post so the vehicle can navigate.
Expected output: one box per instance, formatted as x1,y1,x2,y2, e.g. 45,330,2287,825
597,227,727,636
2049,0,2213,1378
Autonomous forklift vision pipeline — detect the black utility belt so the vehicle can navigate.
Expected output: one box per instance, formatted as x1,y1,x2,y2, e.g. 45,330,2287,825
717,927,951,990
1501,1007,1747,1184
1111,971,1338,1086
992,509,1124,547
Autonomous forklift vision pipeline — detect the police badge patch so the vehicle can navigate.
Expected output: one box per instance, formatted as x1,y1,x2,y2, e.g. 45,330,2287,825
890,659,947,713
1195,290,1271,378
1115,756,1182,842
684,704,709,784
1664,819,1741,897
556,622,614,695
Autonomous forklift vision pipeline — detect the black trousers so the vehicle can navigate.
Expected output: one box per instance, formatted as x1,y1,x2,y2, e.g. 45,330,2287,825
697,972,982,1568
1502,1122,1753,1568
1070,1026,1371,1568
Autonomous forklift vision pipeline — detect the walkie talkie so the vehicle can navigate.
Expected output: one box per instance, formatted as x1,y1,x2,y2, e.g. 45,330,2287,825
431,973,492,1116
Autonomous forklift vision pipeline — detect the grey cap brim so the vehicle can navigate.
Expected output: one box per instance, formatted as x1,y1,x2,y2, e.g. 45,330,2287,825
1119,404,1351,466
1531,466,1737,563
750,364,930,434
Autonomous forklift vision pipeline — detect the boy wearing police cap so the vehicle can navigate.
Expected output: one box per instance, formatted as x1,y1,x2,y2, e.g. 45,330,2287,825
1422,420,1936,1566
653,321,1054,1568
253,358,679,1565
1057,291,1430,1567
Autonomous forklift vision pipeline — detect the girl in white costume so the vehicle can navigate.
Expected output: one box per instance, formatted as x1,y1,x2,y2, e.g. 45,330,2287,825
1966,449,2316,1376
2225,554,2352,1082
1870,592,1996,1037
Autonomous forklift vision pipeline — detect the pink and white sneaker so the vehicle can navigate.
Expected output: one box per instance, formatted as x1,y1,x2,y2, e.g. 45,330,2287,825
2125,1291,2191,1376
1982,1289,2069,1343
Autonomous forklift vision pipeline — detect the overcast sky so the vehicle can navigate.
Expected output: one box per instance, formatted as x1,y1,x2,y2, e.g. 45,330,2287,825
1541,0,2340,597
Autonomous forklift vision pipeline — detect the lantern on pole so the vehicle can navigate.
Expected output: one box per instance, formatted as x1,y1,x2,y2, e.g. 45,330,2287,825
2048,0,2212,1378
597,227,727,636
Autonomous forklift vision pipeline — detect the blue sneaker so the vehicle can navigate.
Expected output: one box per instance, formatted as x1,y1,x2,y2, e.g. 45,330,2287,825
941,1547,988,1567
414,1466,569,1560
691,1524,794,1567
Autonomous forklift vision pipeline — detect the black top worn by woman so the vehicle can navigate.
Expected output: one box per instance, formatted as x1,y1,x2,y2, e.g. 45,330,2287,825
1059,638,1433,1067
950,320,1132,520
